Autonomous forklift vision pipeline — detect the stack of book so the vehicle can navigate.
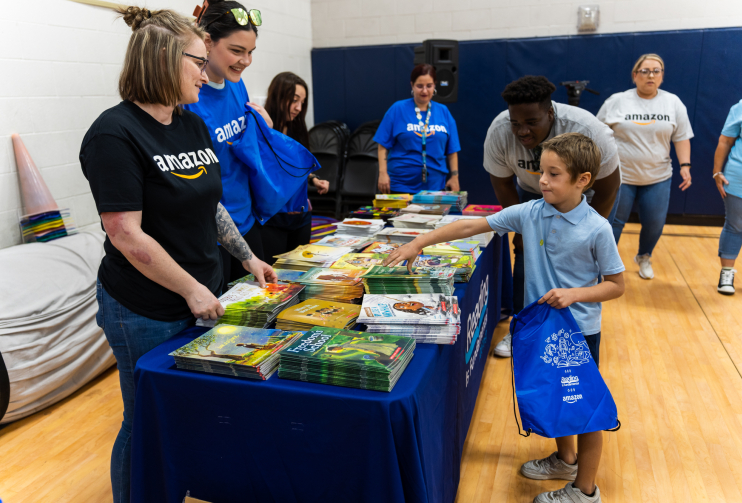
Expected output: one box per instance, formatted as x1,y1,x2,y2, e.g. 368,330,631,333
197,282,305,328
331,253,400,270
295,268,365,303
374,228,432,244
361,266,455,295
362,242,402,254
273,244,354,271
462,204,503,216
423,240,482,261
389,214,442,229
372,194,412,208
358,294,461,344
278,327,416,392
435,215,494,246
412,191,468,211
170,325,303,380
399,204,451,216
276,299,361,331
347,206,400,222
411,254,475,282
314,234,375,250
335,218,386,237
19,208,77,243
229,269,305,288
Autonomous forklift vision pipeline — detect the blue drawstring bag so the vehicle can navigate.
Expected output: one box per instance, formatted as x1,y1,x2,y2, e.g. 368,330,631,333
230,108,321,223
510,299,620,438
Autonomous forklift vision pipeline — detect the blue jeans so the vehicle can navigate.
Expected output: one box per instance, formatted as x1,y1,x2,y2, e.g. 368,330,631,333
96,280,192,503
720,193,742,260
611,178,672,256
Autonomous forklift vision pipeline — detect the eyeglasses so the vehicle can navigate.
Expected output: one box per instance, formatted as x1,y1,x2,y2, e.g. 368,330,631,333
183,52,208,74
205,8,262,29
635,68,663,76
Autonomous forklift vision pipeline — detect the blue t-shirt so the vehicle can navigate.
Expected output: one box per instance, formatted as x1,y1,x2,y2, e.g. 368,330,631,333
183,80,255,235
373,99,461,193
720,100,742,199
486,196,625,335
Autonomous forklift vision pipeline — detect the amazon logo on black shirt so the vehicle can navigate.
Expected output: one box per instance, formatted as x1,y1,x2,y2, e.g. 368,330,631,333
153,149,219,179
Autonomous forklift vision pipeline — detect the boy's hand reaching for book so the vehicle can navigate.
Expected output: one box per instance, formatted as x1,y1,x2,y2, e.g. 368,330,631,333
538,288,578,309
384,242,420,274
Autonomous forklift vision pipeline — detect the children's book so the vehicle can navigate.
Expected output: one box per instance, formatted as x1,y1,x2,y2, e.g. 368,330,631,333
462,204,503,216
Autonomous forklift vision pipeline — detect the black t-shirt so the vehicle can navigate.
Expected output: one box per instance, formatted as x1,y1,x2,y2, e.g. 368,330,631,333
80,100,223,321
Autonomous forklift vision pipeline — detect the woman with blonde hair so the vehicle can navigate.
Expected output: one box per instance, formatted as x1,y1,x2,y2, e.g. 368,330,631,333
597,53,694,279
80,7,274,501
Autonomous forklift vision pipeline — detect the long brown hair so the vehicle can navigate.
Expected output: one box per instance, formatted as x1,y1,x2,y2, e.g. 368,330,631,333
265,72,309,147
117,7,204,109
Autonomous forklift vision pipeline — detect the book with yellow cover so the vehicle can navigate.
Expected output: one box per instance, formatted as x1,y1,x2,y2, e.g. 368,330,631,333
276,299,361,331
330,253,403,270
372,194,412,208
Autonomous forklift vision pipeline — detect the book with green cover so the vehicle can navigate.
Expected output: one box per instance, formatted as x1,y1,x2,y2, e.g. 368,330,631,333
170,325,303,379
197,282,305,328
228,269,305,288
279,327,416,391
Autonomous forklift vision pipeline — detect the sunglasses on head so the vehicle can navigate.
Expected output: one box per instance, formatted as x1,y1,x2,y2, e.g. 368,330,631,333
193,1,262,27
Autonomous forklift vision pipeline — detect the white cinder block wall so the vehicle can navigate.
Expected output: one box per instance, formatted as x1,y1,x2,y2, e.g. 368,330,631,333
311,0,742,48
0,0,312,250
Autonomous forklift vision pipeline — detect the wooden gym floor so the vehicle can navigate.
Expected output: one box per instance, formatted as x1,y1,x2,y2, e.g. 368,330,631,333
1,223,739,503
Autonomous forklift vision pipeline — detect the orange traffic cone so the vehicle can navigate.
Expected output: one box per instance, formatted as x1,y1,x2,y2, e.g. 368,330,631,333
12,133,59,214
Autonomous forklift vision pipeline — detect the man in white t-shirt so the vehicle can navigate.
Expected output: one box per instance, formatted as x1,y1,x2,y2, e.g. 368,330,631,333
483,76,621,358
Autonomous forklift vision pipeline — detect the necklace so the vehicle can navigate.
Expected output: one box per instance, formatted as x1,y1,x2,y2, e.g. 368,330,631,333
414,103,432,183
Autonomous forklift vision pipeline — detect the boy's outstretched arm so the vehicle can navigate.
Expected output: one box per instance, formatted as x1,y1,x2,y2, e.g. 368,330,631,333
538,272,625,309
384,218,494,273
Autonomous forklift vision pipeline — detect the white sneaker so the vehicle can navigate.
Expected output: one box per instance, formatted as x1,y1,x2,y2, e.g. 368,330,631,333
521,452,578,481
635,254,654,279
718,268,736,295
493,332,512,357
534,482,601,503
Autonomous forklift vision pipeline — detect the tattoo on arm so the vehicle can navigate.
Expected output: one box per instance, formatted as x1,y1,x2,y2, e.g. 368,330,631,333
215,203,254,262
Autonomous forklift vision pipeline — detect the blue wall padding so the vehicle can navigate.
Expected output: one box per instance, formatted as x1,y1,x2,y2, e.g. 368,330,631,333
311,28,742,215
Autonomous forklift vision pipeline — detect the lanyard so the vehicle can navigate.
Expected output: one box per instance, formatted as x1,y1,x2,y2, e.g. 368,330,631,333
415,103,432,183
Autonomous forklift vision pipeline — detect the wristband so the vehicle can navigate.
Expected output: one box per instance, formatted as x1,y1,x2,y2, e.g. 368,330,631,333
680,163,691,168
449,170,459,176
713,172,723,179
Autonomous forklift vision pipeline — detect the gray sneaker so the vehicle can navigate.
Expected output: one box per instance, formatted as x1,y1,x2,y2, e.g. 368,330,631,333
521,452,578,480
493,332,512,357
635,253,654,279
534,482,601,503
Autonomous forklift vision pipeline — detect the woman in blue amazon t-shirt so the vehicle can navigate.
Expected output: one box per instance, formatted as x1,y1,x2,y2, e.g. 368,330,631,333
374,64,462,194
184,0,273,283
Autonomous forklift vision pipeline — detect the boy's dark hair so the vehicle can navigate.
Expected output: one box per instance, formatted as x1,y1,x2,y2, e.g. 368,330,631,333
198,0,258,41
501,76,556,109
541,133,602,190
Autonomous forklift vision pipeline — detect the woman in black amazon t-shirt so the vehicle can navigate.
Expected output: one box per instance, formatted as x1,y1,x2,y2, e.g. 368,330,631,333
79,8,275,503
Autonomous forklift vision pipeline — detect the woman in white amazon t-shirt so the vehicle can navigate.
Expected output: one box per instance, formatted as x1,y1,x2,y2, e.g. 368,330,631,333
597,53,693,280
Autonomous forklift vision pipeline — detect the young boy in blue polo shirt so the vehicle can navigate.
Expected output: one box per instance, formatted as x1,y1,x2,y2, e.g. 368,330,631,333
385,132,625,503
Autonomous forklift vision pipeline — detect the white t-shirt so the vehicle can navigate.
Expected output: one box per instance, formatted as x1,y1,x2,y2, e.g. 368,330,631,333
483,101,620,194
596,89,693,186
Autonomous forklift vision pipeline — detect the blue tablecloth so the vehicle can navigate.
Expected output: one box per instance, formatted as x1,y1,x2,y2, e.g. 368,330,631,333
131,236,512,503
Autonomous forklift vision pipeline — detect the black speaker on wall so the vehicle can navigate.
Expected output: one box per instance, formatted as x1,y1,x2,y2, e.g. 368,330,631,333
413,39,458,103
